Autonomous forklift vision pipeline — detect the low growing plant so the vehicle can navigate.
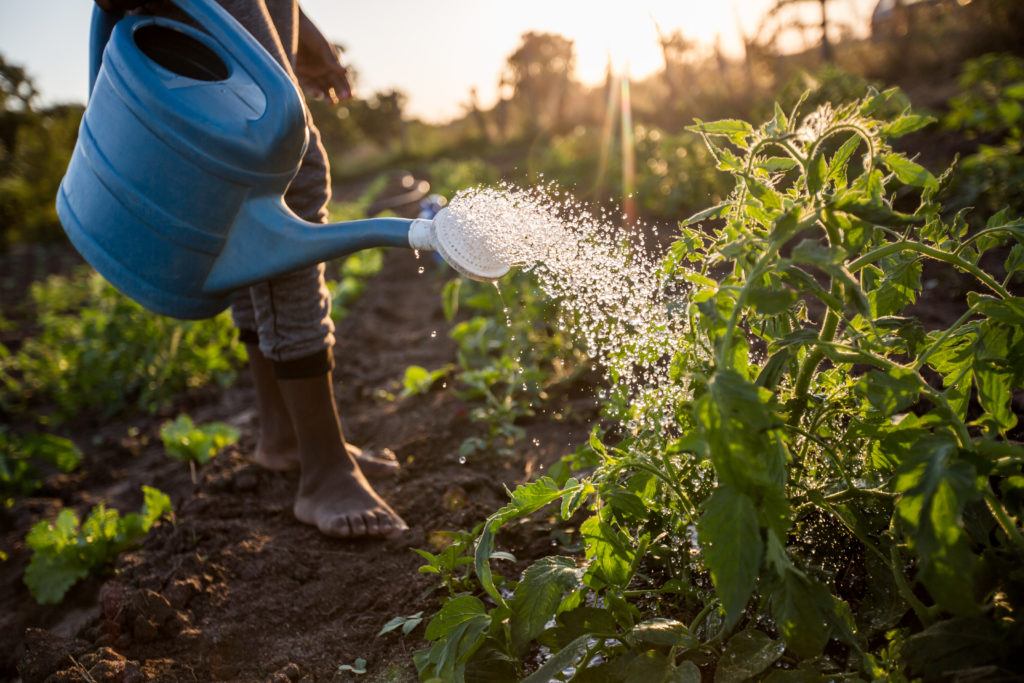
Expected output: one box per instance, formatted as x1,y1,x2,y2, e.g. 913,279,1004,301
0,427,81,507
415,90,1024,681
24,485,172,604
0,268,244,422
160,414,239,483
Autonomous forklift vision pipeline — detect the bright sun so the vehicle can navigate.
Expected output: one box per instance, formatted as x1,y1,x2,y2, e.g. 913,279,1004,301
552,1,755,83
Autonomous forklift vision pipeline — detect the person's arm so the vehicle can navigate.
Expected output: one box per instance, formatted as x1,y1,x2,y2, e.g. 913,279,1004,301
295,7,351,104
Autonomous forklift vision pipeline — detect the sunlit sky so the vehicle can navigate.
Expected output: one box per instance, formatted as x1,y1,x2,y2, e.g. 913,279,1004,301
1,0,878,122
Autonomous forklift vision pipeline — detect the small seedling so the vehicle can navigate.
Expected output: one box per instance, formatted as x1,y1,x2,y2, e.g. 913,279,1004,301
378,612,424,637
160,415,239,483
400,364,453,398
337,658,367,675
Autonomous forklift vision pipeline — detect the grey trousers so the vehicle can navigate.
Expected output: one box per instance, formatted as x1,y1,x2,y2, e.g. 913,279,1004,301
203,0,337,375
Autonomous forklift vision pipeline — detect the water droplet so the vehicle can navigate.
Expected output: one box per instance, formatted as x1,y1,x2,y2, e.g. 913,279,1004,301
457,455,467,465
417,266,425,274
430,330,437,338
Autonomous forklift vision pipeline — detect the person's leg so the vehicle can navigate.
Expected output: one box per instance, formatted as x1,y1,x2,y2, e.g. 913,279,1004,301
251,261,406,538
240,335,398,477
280,372,406,538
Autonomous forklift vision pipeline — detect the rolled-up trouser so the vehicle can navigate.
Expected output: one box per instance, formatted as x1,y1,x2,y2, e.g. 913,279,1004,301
201,0,336,378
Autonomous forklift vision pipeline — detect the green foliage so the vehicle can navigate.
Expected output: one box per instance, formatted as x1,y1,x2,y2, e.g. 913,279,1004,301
24,486,172,604
946,53,1024,215
0,427,81,506
0,268,244,422
426,158,500,198
445,272,585,459
1,55,82,248
327,249,385,322
536,124,727,220
160,415,239,466
400,364,453,398
418,90,1024,680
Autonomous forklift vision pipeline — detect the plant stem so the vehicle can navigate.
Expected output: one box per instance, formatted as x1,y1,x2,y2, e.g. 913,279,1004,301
849,240,1011,299
984,486,1024,551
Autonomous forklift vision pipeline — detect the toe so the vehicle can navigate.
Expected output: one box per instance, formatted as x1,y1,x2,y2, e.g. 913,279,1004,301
384,509,409,534
364,511,381,537
323,515,352,538
348,513,367,537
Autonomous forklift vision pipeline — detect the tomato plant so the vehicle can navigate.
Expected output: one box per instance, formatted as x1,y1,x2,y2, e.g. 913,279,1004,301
414,89,1024,681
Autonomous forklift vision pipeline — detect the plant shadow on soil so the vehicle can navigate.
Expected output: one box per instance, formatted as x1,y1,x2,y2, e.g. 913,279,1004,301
1,244,599,682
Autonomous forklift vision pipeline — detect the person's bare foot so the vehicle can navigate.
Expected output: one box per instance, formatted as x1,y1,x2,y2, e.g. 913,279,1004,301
293,457,407,538
278,371,407,540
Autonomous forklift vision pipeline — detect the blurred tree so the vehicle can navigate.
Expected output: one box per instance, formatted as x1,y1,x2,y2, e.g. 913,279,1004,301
766,0,848,62
464,87,490,144
351,88,407,151
505,32,577,136
0,55,83,248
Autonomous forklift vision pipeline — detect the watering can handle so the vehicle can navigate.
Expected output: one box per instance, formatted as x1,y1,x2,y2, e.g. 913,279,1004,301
89,0,296,102
89,5,121,97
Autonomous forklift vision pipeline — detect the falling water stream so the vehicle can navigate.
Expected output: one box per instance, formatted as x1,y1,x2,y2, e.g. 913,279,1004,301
445,184,693,431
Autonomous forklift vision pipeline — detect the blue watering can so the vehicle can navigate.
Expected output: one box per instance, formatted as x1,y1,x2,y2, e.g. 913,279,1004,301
58,0,508,320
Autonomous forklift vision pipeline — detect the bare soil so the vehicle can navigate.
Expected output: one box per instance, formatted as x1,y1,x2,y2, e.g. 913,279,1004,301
0,244,597,682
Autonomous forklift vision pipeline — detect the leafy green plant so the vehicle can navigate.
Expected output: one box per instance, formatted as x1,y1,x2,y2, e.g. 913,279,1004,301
444,272,586,460
946,53,1024,215
0,427,81,507
401,364,453,398
327,248,385,323
160,415,239,483
379,612,424,637
416,90,1024,680
24,485,172,604
0,268,245,421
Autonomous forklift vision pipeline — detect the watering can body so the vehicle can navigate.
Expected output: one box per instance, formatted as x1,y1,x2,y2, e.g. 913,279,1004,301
58,0,421,319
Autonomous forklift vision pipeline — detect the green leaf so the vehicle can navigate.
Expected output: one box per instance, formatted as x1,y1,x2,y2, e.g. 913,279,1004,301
714,629,785,683
21,434,82,473
631,618,697,648
768,568,841,658
424,595,487,641
1004,245,1024,275
441,278,461,322
337,658,367,675
748,284,798,315
521,634,590,683
698,486,763,628
681,202,729,227
806,152,828,194
510,556,580,652
903,617,1009,679
400,364,452,398
856,368,921,416
687,119,755,148
418,614,490,682
881,113,935,138
827,134,863,187
694,370,787,493
895,435,980,615
883,152,937,190
869,255,922,317
580,514,635,588
378,612,423,636
23,487,171,604
160,415,239,465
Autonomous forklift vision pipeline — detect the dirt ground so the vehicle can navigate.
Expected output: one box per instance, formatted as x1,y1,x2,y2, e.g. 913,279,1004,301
0,240,598,681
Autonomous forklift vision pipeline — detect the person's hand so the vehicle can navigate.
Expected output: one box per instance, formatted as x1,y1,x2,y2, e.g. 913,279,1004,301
295,10,351,104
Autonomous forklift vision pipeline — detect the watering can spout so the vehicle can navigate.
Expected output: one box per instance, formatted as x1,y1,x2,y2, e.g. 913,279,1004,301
203,195,433,293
